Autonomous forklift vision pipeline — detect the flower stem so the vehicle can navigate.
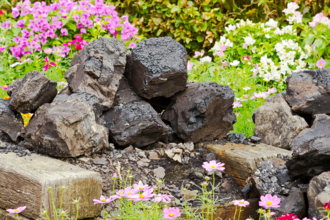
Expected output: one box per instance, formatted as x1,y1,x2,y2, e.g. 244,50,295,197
75,202,78,220
49,189,57,220
16,213,19,220
60,188,65,212
112,178,116,196
238,206,242,220
233,205,237,220
212,171,215,220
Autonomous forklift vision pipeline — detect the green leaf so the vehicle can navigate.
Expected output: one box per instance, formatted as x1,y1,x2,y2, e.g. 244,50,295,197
156,29,163,36
196,35,204,42
12,27,21,36
66,22,76,32
315,39,325,50
171,6,180,13
304,34,315,46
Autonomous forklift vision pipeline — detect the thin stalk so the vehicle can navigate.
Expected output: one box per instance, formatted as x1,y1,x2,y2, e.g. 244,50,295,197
143,205,146,220
233,205,237,220
184,191,188,220
238,206,242,220
112,178,116,196
103,204,106,220
49,189,58,220
75,202,78,220
212,171,215,220
124,170,130,188
16,213,19,220
60,188,65,211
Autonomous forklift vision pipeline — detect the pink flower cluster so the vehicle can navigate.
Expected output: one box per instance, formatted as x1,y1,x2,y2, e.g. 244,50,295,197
250,87,277,100
309,13,330,28
6,0,138,58
194,50,205,58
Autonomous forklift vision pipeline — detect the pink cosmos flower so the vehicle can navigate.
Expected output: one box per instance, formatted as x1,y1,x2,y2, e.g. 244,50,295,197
113,173,117,178
202,160,225,172
44,48,53,54
233,199,250,207
0,45,7,52
133,181,150,192
111,189,125,200
93,195,113,204
127,188,154,202
75,35,83,42
75,44,82,50
317,59,326,69
152,194,173,203
6,206,26,214
61,28,68,36
250,96,256,100
247,119,251,122
128,42,136,49
233,101,243,108
63,40,76,46
254,92,269,99
243,95,249,98
222,61,229,67
0,9,3,15
268,87,277,94
80,28,87,34
43,57,56,71
187,62,193,70
122,186,138,198
259,194,281,209
194,51,201,58
0,85,9,90
219,45,227,52
163,207,181,219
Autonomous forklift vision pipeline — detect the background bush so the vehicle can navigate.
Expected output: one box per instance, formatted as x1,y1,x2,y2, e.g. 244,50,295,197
108,0,330,54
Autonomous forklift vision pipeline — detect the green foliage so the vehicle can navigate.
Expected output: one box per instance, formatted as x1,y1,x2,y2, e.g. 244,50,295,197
108,0,328,54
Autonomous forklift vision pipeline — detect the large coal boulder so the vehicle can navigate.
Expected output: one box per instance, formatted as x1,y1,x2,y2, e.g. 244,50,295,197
125,37,188,99
65,37,127,111
162,82,236,143
103,77,172,147
7,71,57,113
307,171,330,219
285,69,330,115
253,93,308,150
286,114,330,181
24,95,109,157
0,99,24,142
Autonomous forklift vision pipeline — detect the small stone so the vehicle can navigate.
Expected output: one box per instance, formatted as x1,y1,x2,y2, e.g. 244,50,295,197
137,160,149,168
184,141,194,151
172,148,183,154
136,148,147,158
203,153,216,162
154,167,166,179
92,158,108,165
165,149,174,158
78,157,91,163
149,151,160,160
172,154,182,163
124,145,134,153
250,136,261,143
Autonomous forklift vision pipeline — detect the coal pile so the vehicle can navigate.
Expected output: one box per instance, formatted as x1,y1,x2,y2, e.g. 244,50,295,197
0,36,236,158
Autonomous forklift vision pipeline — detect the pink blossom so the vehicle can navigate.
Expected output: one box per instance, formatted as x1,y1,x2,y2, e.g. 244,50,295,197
187,62,193,70
44,48,53,54
122,186,138,198
242,56,251,61
243,95,249,98
219,45,227,52
222,61,229,67
75,44,82,50
163,207,181,219
0,85,9,90
259,194,281,209
128,42,136,49
80,28,87,34
254,92,269,99
16,20,25,28
152,194,173,203
43,57,56,71
253,64,259,77
250,96,256,100
6,206,26,214
11,7,20,18
133,181,150,192
233,199,250,207
93,195,113,204
243,43,248,49
233,101,243,108
202,160,225,172
247,119,251,122
113,173,117,178
61,28,68,36
235,113,240,117
127,188,154,202
111,189,125,200
268,87,277,94
317,59,326,69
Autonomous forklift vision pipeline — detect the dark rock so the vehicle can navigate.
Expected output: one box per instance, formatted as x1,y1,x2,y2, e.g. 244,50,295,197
103,77,172,148
146,96,171,113
203,153,216,162
307,171,330,219
241,184,251,200
250,136,261,143
286,114,330,181
227,132,244,144
53,93,106,128
24,95,109,157
275,187,306,219
162,82,236,143
65,37,127,111
7,71,57,113
58,86,72,95
285,68,330,115
0,99,24,142
253,93,308,150
125,37,188,99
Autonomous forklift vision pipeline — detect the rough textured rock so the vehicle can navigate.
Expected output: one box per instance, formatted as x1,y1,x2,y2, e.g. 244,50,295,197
103,77,172,147
253,93,308,150
24,95,109,157
65,37,127,110
308,171,330,219
125,37,188,99
58,86,72,95
0,153,102,219
162,82,236,143
0,99,24,142
285,69,330,115
205,143,292,187
275,188,307,219
286,114,330,181
7,71,57,113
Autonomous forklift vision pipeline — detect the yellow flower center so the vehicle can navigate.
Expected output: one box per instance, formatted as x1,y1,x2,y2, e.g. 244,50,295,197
139,194,144,199
240,201,244,203
169,213,174,217
101,199,106,202
321,63,323,66
140,187,144,190
128,193,132,195
14,209,18,212
45,62,48,65
118,192,123,195
267,201,272,206
211,165,216,168
68,43,72,46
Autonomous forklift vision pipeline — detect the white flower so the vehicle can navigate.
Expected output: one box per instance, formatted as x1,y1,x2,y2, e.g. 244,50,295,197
200,56,212,63
265,19,278,28
225,24,236,32
230,60,240,66
265,34,270,39
283,2,299,15
244,36,256,46
252,46,257,53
